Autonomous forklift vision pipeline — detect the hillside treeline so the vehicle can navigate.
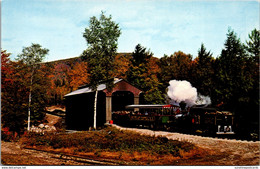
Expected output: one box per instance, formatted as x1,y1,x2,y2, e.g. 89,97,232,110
1,28,259,137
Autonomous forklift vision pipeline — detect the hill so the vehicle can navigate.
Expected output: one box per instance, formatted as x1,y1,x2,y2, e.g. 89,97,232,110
43,53,132,67
41,53,133,105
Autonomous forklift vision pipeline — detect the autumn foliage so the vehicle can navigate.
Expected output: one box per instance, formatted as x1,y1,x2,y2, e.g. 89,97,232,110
1,28,259,138
1,50,13,90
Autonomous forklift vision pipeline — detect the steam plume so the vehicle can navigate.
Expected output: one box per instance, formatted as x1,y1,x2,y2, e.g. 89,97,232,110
167,80,211,106
196,94,211,105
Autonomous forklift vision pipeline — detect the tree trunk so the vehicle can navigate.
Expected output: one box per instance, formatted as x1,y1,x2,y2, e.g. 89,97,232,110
27,90,32,131
27,77,33,131
27,68,34,131
93,90,98,129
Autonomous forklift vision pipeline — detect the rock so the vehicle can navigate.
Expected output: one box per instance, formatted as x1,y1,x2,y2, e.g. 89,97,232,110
51,126,56,131
38,124,45,128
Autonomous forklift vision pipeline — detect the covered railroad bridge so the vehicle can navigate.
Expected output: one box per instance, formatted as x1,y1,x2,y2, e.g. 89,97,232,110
64,78,142,130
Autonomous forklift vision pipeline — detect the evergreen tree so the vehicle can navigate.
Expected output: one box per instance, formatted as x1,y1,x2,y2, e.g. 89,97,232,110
215,29,252,109
214,28,257,137
193,44,215,97
246,28,260,61
127,44,152,90
127,44,164,104
244,28,260,135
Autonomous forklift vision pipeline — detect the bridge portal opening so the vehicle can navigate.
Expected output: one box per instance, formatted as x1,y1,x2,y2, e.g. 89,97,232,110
112,91,134,111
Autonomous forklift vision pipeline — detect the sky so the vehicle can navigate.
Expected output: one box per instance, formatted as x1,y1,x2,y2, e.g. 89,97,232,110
1,0,259,62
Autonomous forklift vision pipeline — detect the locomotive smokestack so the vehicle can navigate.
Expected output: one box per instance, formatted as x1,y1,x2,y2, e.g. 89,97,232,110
179,101,187,110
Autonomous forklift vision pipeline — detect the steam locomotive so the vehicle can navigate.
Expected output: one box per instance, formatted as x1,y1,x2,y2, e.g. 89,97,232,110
112,103,235,136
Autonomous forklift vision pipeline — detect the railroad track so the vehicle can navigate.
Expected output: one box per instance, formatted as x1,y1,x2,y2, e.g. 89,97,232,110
23,147,124,165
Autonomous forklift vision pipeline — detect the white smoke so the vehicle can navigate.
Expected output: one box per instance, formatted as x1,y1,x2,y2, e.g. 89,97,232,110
167,80,197,106
195,94,211,105
167,80,211,107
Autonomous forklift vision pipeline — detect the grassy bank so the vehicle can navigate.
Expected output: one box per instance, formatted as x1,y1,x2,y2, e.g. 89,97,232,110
20,126,201,165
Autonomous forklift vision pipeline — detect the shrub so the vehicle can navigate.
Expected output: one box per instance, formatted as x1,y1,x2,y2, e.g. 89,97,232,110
1,131,13,142
1,128,20,142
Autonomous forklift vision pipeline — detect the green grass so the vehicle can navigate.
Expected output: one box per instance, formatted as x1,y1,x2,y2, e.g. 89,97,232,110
22,126,195,157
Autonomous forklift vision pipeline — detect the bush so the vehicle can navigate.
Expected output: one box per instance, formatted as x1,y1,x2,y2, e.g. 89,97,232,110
1,128,20,142
1,131,13,142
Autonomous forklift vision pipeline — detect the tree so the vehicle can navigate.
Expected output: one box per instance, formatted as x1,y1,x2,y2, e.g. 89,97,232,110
171,51,193,81
68,61,89,91
246,28,260,61
127,44,152,90
158,51,193,92
158,55,174,92
16,43,49,131
50,62,71,105
112,53,131,79
244,28,260,134
143,57,164,104
81,11,121,129
192,44,215,97
214,29,256,137
127,44,164,104
130,44,151,66
1,50,13,91
214,29,251,108
1,59,28,135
